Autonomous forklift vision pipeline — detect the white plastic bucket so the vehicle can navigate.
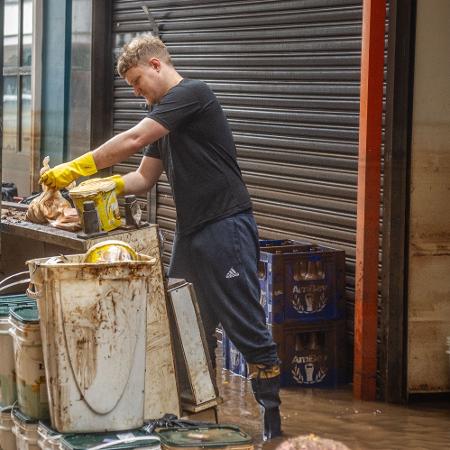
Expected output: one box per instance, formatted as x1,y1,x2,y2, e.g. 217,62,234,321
36,422,61,450
8,306,49,420
0,407,16,450
0,311,17,407
27,252,154,433
11,409,39,450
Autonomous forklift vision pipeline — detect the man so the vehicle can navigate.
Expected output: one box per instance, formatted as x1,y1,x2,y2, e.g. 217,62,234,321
40,35,282,439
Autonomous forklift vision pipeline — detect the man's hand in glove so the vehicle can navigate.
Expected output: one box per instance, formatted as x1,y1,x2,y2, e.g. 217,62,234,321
102,174,125,196
39,152,98,190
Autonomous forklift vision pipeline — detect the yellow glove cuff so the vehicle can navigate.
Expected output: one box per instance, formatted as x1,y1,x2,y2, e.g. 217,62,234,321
73,151,98,177
110,174,125,196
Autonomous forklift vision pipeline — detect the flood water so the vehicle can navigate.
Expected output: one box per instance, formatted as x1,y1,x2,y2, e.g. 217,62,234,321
211,368,450,450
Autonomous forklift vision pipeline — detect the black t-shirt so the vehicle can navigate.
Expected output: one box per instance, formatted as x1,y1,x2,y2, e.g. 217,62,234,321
144,79,252,235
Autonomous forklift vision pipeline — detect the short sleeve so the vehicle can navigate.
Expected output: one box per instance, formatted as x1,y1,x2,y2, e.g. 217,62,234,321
143,143,160,158
147,83,202,131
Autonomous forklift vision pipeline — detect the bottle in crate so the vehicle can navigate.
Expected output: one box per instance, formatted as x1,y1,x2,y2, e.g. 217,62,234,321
270,320,347,388
259,244,345,324
222,332,248,378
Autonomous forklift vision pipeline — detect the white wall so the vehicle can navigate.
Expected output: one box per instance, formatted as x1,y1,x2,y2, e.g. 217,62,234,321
408,0,450,393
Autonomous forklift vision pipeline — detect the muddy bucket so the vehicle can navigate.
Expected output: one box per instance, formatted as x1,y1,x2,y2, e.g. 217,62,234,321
156,426,253,450
0,304,17,407
27,253,155,433
11,409,39,450
0,406,16,450
37,422,61,450
60,430,160,450
0,295,34,407
8,305,49,420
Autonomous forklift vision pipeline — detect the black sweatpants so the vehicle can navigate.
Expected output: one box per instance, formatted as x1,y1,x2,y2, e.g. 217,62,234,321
168,211,278,366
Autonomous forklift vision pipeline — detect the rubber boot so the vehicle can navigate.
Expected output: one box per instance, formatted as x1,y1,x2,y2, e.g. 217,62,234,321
249,364,282,440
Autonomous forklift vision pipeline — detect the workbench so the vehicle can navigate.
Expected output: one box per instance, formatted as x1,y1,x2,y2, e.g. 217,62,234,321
1,202,156,276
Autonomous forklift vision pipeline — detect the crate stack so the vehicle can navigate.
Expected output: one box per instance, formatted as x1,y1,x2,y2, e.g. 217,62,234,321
223,239,347,388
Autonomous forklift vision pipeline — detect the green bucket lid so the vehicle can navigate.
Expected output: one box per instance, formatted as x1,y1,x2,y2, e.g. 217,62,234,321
10,304,39,323
0,406,13,415
61,430,160,450
38,421,61,436
156,426,252,448
0,299,35,317
12,407,38,424
0,294,30,303
0,304,11,317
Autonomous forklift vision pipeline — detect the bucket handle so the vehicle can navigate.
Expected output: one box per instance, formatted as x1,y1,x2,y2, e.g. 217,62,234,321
0,271,30,295
26,283,41,300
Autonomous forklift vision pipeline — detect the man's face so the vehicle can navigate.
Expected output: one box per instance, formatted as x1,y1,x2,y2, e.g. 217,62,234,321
125,59,164,105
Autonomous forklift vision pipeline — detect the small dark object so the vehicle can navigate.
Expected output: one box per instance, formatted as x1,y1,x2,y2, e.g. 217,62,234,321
143,413,214,434
77,200,106,239
2,182,18,202
124,194,147,229
124,195,138,226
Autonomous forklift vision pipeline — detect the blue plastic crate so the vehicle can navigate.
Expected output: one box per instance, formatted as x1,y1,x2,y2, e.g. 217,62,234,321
259,244,345,324
222,332,248,378
270,320,347,388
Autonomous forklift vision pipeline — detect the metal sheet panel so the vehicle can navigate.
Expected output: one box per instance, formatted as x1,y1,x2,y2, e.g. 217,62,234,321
110,1,386,369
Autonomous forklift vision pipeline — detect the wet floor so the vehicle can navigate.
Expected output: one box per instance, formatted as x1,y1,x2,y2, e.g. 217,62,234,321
212,368,450,450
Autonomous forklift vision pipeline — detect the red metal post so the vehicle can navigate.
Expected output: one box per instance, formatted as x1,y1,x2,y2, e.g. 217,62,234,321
353,0,386,400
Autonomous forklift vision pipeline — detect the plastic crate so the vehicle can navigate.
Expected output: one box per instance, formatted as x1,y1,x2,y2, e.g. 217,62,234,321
259,244,345,324
270,320,347,388
222,333,248,378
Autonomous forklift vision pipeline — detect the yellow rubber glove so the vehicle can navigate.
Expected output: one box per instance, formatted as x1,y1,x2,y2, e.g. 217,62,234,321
39,152,98,189
103,174,125,196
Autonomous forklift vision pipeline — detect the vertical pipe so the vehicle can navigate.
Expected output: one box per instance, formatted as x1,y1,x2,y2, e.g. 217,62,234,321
353,0,386,400
30,0,43,191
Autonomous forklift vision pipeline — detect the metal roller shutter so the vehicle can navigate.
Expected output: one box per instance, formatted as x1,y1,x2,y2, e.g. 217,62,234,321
111,0,386,365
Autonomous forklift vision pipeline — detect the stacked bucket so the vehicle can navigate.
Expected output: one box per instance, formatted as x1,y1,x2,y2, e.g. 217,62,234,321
223,239,347,388
0,294,45,450
0,252,157,450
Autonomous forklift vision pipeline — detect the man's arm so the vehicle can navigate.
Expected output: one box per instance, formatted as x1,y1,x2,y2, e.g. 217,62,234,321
93,118,168,170
122,156,164,196
40,118,168,189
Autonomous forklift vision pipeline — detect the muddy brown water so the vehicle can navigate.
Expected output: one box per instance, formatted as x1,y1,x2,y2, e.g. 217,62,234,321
210,369,450,450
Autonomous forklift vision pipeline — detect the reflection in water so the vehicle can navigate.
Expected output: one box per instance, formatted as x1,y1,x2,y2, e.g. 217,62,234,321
214,363,450,450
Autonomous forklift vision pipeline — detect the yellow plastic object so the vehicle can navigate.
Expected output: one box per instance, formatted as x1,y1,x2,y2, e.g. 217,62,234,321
84,240,138,263
69,178,121,232
40,151,98,189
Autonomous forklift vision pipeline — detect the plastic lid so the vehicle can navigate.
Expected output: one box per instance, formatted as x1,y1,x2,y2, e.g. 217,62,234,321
0,294,30,303
10,304,39,323
38,421,60,436
69,178,116,198
156,426,252,448
12,408,38,424
0,406,13,414
0,300,36,318
61,430,158,450
0,304,11,317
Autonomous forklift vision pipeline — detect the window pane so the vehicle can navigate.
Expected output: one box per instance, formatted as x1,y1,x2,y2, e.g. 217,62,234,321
21,75,32,153
4,0,19,67
22,0,33,66
3,76,18,153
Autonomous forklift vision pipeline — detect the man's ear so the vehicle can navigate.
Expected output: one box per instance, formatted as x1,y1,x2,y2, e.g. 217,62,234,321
149,57,161,71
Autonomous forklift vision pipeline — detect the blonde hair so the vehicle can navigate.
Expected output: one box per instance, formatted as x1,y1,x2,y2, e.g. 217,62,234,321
117,35,172,77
